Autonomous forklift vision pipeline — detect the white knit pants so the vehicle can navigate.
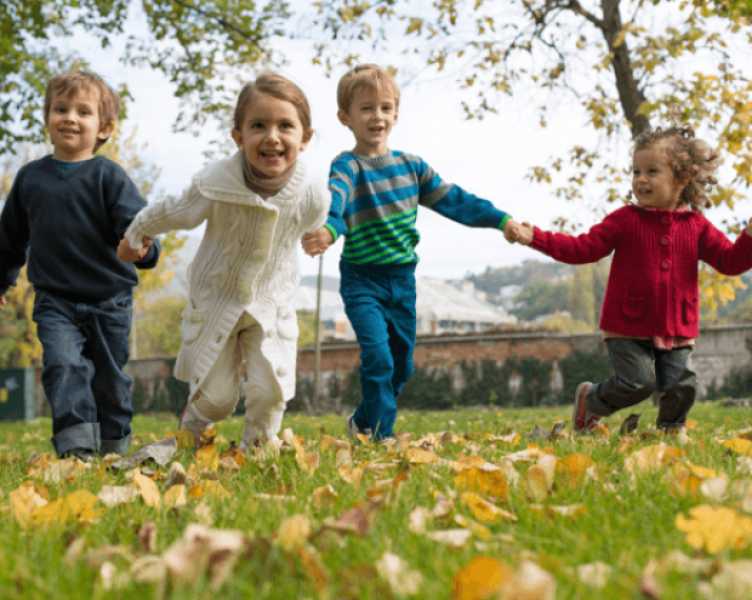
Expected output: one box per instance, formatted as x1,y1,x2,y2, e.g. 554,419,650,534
188,312,288,446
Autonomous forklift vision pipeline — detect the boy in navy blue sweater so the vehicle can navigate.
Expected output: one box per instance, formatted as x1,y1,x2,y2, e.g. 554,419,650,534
0,70,160,459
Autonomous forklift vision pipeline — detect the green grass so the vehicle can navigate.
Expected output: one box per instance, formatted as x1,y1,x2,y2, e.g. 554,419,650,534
1,403,752,599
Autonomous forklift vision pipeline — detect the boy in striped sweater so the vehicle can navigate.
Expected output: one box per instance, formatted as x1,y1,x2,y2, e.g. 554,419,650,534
302,64,523,440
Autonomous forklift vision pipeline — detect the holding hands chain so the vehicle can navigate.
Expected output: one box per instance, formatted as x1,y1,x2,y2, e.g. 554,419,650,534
503,219,534,245
117,237,153,262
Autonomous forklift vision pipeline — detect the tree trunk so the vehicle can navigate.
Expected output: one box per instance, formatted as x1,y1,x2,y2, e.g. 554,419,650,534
599,0,650,138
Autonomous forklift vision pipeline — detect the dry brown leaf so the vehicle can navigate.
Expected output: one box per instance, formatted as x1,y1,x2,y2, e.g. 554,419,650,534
97,485,139,508
130,555,168,588
276,514,312,552
376,551,423,596
319,434,350,453
165,461,187,488
311,484,338,509
499,561,556,600
323,503,377,536
219,446,246,471
189,480,230,500
577,562,612,589
194,501,214,525
335,447,352,468
295,447,320,476
298,546,329,594
625,443,684,477
164,484,188,509
698,560,752,599
163,523,248,589
426,529,472,547
453,556,513,600
138,522,158,553
338,464,364,486
405,447,440,464
133,471,161,508
30,457,89,484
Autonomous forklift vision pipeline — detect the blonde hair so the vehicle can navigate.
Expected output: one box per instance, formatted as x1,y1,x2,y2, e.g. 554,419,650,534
634,126,720,210
44,70,119,151
336,64,400,113
233,73,313,141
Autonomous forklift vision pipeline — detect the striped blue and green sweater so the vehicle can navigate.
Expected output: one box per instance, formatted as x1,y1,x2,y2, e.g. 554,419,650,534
325,150,510,265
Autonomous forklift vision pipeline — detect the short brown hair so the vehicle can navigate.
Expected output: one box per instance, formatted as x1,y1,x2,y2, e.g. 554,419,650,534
634,126,720,210
233,73,313,142
336,64,400,113
44,70,120,151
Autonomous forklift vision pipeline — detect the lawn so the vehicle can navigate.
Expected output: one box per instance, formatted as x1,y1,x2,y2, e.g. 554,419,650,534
2,402,752,599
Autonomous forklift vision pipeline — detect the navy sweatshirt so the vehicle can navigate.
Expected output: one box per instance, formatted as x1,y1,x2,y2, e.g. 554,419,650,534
0,155,160,302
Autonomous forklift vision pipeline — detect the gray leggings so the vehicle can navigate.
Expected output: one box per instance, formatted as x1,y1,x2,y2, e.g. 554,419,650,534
587,338,696,428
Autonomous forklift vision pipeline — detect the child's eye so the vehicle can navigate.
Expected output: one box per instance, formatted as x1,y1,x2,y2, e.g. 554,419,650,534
280,121,295,129
250,122,264,129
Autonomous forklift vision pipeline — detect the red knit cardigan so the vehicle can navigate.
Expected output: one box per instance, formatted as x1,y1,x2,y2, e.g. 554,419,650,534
531,205,752,338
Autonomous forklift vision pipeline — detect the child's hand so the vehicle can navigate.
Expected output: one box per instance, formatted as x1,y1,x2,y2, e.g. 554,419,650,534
503,219,532,245
301,227,333,257
117,237,153,262
0,295,6,306
517,222,534,245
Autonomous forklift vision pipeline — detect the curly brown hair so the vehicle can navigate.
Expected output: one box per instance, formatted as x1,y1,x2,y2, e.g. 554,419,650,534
633,126,720,210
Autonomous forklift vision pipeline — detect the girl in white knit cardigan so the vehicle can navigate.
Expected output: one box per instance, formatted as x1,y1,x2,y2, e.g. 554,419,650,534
119,73,328,448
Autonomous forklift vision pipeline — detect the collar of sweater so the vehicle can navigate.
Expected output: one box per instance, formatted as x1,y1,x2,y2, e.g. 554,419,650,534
196,151,306,208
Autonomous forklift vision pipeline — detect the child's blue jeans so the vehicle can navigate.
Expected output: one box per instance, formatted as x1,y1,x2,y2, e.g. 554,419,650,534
340,260,416,439
33,290,134,456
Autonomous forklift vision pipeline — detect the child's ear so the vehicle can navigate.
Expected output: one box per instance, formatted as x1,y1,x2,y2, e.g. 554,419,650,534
97,120,115,141
300,129,314,150
337,109,350,127
231,128,242,146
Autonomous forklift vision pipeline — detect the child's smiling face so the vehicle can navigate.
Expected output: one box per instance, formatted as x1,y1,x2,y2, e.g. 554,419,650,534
339,85,398,157
47,87,111,162
232,92,310,179
632,142,685,210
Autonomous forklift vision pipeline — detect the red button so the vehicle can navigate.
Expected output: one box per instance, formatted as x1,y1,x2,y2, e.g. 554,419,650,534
660,236,669,246
661,259,670,269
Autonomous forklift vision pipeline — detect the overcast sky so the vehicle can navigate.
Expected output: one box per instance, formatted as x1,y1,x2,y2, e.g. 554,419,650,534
61,4,744,281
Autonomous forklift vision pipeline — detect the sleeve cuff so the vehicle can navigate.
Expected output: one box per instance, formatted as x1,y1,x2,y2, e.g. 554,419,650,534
324,223,339,243
498,214,512,232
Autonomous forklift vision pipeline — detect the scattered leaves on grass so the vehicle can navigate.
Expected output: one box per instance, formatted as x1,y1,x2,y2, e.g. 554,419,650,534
376,551,423,596
676,505,752,553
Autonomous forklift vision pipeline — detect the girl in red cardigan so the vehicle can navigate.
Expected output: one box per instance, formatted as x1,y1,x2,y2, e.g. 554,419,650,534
517,127,752,432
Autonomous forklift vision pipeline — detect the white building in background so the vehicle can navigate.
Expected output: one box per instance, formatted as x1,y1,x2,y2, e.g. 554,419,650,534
294,277,516,340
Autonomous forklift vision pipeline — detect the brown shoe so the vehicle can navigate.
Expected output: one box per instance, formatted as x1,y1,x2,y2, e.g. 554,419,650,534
572,382,601,433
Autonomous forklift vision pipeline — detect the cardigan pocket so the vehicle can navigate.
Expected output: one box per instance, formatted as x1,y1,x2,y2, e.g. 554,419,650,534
682,296,698,325
181,303,206,344
277,308,299,341
622,295,646,320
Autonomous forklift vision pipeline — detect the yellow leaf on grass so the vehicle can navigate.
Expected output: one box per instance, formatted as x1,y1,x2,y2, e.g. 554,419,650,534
196,444,219,472
625,443,684,476
676,505,752,553
277,514,312,552
164,484,187,508
454,466,508,501
721,438,752,457
170,430,196,450
311,484,338,509
453,556,513,600
32,489,100,526
556,453,593,486
461,492,516,524
405,448,440,464
9,481,48,528
133,471,161,508
298,546,329,594
189,480,230,500
295,447,320,476
526,465,550,502
454,514,492,541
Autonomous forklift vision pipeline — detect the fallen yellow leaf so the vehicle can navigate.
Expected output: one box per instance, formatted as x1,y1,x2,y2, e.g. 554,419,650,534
461,492,517,524
453,556,513,600
676,505,752,553
133,471,161,508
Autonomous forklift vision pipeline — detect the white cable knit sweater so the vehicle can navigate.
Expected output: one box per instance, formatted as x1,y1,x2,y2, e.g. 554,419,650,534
125,152,328,401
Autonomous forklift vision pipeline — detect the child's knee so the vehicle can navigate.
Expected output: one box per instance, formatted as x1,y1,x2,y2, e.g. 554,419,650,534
192,389,238,421
361,344,394,378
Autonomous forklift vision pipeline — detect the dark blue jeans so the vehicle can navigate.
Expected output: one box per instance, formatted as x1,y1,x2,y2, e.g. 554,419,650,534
33,290,134,456
340,261,417,439
587,338,696,428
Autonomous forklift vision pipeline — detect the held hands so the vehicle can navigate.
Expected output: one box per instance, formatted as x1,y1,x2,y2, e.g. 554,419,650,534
117,236,153,262
301,227,334,257
0,295,5,306
503,219,534,246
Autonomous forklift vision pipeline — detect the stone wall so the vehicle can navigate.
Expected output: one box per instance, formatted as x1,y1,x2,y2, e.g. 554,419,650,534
29,324,752,415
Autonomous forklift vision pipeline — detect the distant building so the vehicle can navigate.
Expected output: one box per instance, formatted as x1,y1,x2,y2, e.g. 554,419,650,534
294,277,516,340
